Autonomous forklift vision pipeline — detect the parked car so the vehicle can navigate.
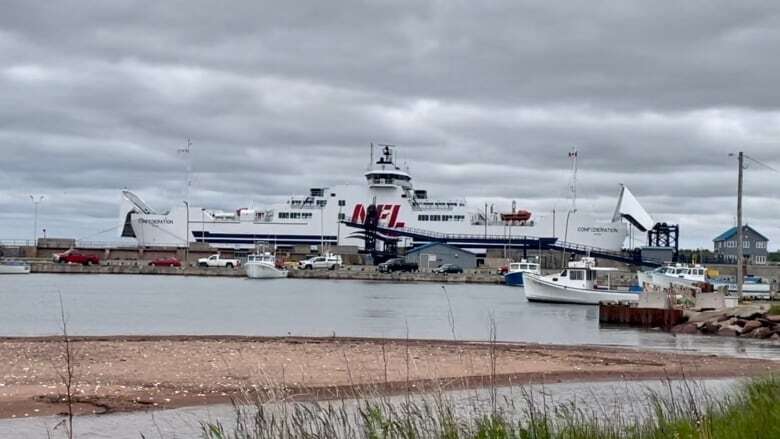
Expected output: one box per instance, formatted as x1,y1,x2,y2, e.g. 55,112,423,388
298,254,342,270
149,257,181,267
377,258,418,273
197,254,240,268
52,249,101,266
433,264,463,274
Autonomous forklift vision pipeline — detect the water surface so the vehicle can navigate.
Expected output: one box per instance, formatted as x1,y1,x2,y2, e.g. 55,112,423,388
1,274,777,359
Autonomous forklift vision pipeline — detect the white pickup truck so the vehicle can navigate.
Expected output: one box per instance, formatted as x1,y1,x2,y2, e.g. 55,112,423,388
297,254,342,270
198,254,241,268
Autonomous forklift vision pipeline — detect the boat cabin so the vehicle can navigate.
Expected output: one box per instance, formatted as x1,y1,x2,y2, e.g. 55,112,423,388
551,257,619,290
508,260,540,274
657,264,707,282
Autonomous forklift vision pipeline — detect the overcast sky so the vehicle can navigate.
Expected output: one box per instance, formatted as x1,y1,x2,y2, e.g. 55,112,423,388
2,1,779,249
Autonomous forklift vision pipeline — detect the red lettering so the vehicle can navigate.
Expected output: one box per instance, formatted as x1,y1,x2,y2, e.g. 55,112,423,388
351,204,366,223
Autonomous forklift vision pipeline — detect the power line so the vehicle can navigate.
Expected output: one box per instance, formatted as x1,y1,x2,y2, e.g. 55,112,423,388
743,153,780,174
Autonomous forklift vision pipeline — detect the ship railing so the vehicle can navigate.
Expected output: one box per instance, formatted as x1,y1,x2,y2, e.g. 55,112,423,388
409,205,457,211
551,240,632,258
393,226,534,242
0,239,36,247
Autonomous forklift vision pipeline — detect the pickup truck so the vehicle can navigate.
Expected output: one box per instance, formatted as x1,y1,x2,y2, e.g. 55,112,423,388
377,258,418,273
197,254,240,268
53,249,101,266
297,254,342,270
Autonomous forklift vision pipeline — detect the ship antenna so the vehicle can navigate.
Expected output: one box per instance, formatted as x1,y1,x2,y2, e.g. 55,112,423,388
568,147,578,211
369,142,374,170
178,138,193,202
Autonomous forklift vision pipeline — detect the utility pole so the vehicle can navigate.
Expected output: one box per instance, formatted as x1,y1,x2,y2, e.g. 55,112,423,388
29,195,45,246
183,201,190,267
736,151,744,299
484,203,488,238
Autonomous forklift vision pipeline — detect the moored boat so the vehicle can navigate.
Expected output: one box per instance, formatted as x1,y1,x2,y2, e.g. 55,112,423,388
0,260,31,274
524,257,639,305
638,263,707,289
503,259,541,287
245,253,288,279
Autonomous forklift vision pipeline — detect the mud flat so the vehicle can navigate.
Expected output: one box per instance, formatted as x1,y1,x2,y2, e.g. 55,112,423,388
0,335,777,419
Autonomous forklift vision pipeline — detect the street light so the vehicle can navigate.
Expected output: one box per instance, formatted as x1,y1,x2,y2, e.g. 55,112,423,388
561,208,577,269
29,195,45,246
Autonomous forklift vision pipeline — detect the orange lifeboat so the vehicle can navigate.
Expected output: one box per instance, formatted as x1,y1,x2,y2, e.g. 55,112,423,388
500,210,532,222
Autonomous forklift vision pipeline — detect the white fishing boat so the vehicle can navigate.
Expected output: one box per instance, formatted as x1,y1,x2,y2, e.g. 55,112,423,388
503,259,541,287
0,260,31,274
638,263,707,289
524,257,639,305
245,253,288,279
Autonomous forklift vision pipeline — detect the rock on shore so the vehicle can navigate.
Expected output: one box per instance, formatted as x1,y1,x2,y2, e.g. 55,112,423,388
673,306,780,339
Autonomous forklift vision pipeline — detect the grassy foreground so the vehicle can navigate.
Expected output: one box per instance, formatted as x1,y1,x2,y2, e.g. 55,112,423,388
198,377,779,439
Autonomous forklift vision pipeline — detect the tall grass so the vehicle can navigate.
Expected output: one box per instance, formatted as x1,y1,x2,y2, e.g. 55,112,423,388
199,377,780,439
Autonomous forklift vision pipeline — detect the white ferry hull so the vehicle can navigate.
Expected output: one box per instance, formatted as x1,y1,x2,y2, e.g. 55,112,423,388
121,190,629,251
245,263,288,279
524,273,639,305
120,146,650,253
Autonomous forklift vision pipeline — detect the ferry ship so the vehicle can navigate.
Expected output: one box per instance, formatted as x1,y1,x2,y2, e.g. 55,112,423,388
119,145,654,252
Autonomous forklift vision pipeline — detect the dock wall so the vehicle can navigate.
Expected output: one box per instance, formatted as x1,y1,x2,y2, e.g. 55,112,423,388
28,262,504,283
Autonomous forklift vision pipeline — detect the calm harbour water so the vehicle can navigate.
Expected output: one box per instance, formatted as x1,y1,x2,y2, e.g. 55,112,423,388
1,274,778,357
0,274,777,437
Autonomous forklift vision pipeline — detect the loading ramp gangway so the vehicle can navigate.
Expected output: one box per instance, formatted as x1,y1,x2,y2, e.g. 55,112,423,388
343,221,556,249
343,220,662,266
549,241,662,267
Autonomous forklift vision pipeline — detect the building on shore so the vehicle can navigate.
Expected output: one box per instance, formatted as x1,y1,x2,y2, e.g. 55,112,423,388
404,243,478,270
713,225,769,265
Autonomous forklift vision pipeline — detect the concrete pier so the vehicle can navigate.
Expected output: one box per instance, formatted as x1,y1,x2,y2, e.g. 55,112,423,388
28,262,505,283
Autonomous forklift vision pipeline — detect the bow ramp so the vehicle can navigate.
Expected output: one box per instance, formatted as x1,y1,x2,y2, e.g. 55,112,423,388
613,185,655,232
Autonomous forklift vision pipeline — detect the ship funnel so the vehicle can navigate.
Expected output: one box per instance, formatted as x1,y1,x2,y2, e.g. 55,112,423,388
612,185,655,232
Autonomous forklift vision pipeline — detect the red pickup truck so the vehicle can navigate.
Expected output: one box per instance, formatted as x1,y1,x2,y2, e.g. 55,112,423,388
53,249,101,266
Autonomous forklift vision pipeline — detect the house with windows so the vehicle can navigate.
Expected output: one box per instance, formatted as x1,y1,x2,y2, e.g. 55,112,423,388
713,225,769,265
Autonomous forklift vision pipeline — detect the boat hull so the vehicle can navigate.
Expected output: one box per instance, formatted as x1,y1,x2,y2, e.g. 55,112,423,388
0,264,31,274
504,272,525,287
245,263,288,279
524,273,639,305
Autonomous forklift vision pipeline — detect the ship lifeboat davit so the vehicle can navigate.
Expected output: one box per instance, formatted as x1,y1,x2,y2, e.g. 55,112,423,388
500,210,532,222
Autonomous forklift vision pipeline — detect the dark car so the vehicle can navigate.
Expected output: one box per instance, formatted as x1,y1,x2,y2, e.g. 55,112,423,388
53,249,100,265
434,264,463,274
149,257,181,267
377,258,418,273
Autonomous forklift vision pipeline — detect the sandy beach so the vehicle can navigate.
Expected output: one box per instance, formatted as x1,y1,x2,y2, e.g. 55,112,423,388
1,335,777,419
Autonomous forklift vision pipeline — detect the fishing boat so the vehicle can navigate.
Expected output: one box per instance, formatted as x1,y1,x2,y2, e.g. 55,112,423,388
0,260,31,274
524,257,639,305
637,263,707,289
245,253,288,279
503,259,541,287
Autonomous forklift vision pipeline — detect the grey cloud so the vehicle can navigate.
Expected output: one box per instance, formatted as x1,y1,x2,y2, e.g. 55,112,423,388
1,1,780,248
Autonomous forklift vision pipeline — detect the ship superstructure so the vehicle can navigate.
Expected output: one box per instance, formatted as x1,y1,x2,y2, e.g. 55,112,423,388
119,145,652,252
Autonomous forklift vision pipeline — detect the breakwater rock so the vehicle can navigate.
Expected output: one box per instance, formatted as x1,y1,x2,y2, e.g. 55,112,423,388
673,305,780,339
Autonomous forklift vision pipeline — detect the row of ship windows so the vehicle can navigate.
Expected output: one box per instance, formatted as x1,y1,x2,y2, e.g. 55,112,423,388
278,212,348,220
417,215,466,222
417,202,465,207
278,212,313,220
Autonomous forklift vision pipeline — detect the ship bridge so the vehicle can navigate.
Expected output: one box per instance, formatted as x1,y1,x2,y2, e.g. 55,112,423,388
365,144,413,190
